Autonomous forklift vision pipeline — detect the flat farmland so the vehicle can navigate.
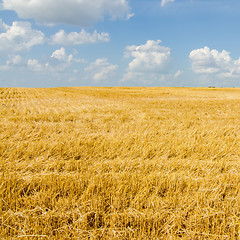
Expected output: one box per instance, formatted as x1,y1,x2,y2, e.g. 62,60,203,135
1,87,240,239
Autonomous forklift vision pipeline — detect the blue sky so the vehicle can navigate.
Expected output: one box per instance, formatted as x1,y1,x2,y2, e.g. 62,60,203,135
1,0,240,87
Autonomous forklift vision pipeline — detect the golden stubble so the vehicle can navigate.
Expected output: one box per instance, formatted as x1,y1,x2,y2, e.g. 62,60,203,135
1,87,240,239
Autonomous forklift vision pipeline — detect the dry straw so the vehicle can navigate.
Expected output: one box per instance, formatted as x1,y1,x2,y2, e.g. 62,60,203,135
1,87,240,239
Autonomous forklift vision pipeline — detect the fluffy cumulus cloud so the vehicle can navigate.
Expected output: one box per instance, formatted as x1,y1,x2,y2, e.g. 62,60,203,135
51,29,109,45
27,59,46,72
0,19,44,52
2,0,132,27
0,54,23,70
49,47,85,72
161,0,175,7
27,47,85,72
189,46,240,78
0,54,47,72
122,40,171,82
85,58,118,81
0,47,84,73
51,48,73,63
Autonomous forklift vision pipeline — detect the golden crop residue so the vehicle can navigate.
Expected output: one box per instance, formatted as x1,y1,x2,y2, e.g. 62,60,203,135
1,87,240,239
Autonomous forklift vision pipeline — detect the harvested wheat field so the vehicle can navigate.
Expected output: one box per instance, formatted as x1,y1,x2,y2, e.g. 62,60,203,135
1,87,240,239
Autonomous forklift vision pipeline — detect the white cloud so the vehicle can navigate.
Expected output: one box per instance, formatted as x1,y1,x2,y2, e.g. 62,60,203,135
189,46,240,78
51,47,74,63
3,0,132,27
0,20,44,52
7,55,23,66
0,55,48,72
122,71,145,83
51,29,109,45
27,59,44,72
28,48,84,72
85,58,118,81
0,19,6,29
122,40,171,82
0,54,24,70
174,70,183,79
0,48,85,74
49,48,86,72
161,0,175,7
125,40,171,72
0,65,9,71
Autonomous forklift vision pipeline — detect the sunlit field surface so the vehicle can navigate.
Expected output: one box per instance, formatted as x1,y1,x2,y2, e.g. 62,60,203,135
1,87,240,239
